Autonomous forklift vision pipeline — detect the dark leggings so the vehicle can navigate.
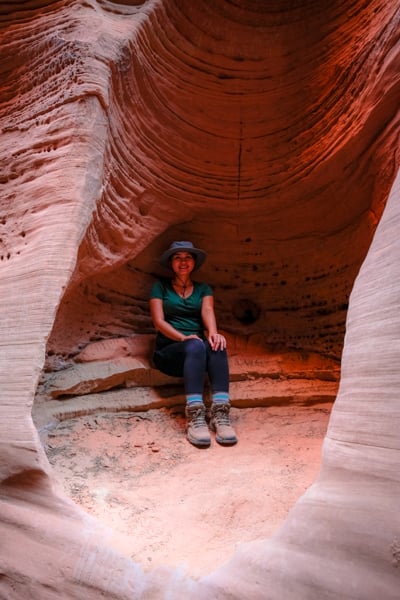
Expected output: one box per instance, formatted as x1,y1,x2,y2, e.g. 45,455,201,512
153,338,229,395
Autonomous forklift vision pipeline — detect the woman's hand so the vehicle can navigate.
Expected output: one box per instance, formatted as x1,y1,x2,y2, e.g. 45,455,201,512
208,332,227,351
181,334,202,342
201,296,226,350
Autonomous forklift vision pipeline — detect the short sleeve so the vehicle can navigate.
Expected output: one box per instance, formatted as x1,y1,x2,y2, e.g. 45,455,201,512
150,280,165,299
199,282,213,297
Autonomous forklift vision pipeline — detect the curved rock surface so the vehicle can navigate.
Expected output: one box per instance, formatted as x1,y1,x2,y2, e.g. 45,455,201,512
0,1,400,598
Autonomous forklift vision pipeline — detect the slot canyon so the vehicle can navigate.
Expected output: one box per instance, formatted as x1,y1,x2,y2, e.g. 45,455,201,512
0,1,400,598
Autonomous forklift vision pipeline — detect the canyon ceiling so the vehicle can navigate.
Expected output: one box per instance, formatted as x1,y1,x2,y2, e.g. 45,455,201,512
0,0,400,599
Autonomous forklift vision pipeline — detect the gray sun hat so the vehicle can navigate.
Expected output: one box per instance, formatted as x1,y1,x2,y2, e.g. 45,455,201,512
160,241,207,271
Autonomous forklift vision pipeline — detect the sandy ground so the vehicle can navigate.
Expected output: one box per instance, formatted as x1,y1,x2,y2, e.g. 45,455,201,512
45,403,332,578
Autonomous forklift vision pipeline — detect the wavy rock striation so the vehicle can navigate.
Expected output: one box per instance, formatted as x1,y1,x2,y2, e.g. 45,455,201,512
0,0,400,598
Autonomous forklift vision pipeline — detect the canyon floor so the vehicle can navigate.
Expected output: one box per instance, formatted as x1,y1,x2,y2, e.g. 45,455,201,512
45,402,332,578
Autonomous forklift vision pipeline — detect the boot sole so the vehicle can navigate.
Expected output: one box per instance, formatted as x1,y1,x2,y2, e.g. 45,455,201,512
187,433,211,448
215,434,238,446
210,422,238,446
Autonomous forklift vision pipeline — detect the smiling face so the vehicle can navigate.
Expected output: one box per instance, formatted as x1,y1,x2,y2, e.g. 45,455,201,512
170,251,196,277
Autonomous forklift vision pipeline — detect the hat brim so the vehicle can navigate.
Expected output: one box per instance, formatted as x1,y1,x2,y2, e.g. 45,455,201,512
160,246,207,271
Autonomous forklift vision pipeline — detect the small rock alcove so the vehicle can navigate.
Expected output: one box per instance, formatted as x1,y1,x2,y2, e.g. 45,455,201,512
33,224,348,575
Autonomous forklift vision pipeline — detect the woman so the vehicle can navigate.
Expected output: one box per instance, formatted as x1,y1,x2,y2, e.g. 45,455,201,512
149,241,237,448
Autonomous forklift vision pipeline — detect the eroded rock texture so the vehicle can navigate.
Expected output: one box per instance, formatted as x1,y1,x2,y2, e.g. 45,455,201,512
1,0,400,598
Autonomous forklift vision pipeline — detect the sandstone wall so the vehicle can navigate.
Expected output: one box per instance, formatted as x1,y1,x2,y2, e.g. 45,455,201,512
1,1,400,598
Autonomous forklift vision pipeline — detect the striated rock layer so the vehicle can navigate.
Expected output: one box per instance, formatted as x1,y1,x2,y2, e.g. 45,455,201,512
0,0,400,598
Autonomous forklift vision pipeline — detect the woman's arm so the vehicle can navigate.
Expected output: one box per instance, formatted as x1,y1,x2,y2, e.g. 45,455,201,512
149,298,200,342
201,295,226,351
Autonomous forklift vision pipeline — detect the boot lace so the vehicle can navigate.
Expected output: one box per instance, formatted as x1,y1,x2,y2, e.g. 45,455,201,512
189,406,207,428
213,404,230,425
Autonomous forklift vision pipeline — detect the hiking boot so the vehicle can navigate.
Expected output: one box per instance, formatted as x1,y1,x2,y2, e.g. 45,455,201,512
185,402,211,448
210,402,238,446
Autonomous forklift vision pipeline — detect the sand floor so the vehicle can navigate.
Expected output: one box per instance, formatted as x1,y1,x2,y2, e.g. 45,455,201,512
45,403,332,578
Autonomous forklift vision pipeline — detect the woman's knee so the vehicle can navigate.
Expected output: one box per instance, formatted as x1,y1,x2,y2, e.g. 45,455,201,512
184,338,206,358
206,343,228,361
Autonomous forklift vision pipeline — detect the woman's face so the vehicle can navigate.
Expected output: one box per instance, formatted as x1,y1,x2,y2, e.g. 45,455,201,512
170,251,195,277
